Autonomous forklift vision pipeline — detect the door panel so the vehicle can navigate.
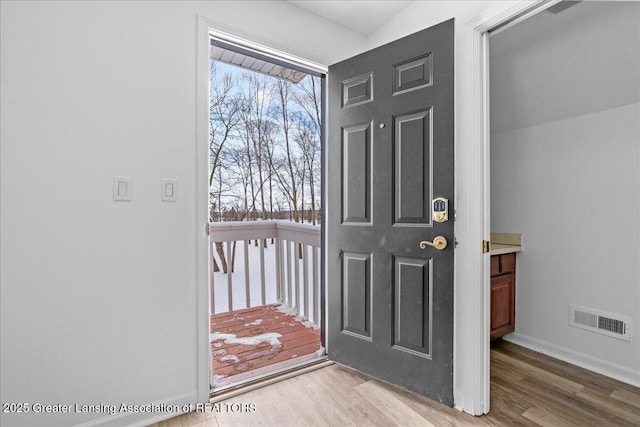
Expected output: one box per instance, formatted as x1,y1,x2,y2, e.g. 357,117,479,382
342,123,372,224
394,109,432,224
342,72,373,107
393,256,432,357
342,252,372,339
393,54,433,94
327,19,454,405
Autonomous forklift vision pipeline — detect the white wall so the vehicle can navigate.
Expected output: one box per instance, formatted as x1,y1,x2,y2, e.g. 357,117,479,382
0,2,363,426
490,2,640,385
367,0,518,50
491,103,640,383
490,1,640,134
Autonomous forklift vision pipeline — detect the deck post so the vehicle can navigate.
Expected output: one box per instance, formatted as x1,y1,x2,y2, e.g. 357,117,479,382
303,244,309,319
313,246,319,324
286,240,292,308
244,240,250,308
209,239,216,315
227,240,233,311
294,242,300,313
260,242,266,306
275,237,282,303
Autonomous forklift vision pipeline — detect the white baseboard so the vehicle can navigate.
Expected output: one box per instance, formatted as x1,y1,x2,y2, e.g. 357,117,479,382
73,391,197,427
503,332,640,388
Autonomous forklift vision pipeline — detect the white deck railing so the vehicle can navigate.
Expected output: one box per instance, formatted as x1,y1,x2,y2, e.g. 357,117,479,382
209,220,321,327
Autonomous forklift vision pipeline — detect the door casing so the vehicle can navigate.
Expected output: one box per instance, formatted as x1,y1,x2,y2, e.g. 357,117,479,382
195,1,562,414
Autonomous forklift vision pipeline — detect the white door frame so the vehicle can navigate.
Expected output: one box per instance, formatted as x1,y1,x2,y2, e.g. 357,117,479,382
455,0,561,415
196,15,212,403
195,0,560,411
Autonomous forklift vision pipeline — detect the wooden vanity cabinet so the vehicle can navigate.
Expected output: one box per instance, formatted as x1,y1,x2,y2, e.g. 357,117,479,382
490,253,516,340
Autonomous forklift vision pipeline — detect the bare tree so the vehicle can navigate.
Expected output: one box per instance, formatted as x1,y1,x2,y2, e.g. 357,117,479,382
241,74,275,221
294,122,319,224
264,131,277,221
209,62,245,194
273,79,302,223
209,62,246,273
294,76,322,225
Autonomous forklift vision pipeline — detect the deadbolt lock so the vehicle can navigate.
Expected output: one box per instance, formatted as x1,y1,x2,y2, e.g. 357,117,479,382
433,197,448,223
419,236,448,251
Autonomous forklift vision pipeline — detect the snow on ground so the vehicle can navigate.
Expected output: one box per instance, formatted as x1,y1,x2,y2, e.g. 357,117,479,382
273,305,319,330
295,315,320,331
219,355,240,363
276,305,298,315
210,239,321,324
209,332,283,348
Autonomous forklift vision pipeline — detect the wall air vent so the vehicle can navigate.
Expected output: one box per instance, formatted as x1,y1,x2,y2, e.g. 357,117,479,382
569,305,631,341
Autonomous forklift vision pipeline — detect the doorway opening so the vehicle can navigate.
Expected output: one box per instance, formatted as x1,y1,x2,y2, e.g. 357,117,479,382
207,37,327,392
487,0,640,415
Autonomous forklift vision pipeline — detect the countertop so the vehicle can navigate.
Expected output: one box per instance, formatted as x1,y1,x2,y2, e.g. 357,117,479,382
490,233,523,255
490,243,523,255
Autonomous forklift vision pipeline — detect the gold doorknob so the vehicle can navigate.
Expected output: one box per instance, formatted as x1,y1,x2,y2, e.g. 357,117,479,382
419,236,447,250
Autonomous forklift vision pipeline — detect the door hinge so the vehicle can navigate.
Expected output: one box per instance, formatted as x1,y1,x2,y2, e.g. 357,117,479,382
482,240,490,254
205,223,210,236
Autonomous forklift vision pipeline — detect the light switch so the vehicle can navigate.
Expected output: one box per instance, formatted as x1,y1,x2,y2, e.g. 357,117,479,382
161,178,177,202
113,177,132,201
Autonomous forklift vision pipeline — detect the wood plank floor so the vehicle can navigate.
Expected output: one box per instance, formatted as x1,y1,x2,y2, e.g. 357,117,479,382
152,340,640,427
211,304,321,381
487,340,640,426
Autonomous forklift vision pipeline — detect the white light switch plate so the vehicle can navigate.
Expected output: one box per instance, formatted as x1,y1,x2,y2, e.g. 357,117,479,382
161,178,177,202
113,177,132,201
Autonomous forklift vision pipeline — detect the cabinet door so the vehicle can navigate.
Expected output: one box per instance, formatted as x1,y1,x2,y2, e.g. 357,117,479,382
490,273,515,340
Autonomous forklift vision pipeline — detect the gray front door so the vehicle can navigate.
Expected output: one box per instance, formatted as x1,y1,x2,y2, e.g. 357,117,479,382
327,19,455,405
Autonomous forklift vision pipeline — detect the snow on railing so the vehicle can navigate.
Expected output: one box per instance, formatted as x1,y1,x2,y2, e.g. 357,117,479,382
208,220,321,327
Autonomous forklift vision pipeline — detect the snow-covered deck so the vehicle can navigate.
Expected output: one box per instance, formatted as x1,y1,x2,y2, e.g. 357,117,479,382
208,221,323,388
210,304,322,387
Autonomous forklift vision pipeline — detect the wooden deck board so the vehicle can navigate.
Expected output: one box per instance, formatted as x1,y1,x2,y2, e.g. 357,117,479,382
210,304,321,379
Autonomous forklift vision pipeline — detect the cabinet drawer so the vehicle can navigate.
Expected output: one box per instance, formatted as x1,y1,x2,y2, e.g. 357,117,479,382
490,256,500,276
500,253,516,274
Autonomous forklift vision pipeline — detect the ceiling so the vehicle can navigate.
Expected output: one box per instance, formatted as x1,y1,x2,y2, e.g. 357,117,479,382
287,1,413,36
490,1,640,134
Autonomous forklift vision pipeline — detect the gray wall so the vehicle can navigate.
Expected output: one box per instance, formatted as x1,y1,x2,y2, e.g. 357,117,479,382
490,2,640,384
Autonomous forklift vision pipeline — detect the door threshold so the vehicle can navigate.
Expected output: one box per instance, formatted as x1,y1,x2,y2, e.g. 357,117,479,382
210,356,331,402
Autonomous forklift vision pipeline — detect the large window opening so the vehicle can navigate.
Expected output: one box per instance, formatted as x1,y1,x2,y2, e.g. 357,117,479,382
207,38,326,392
